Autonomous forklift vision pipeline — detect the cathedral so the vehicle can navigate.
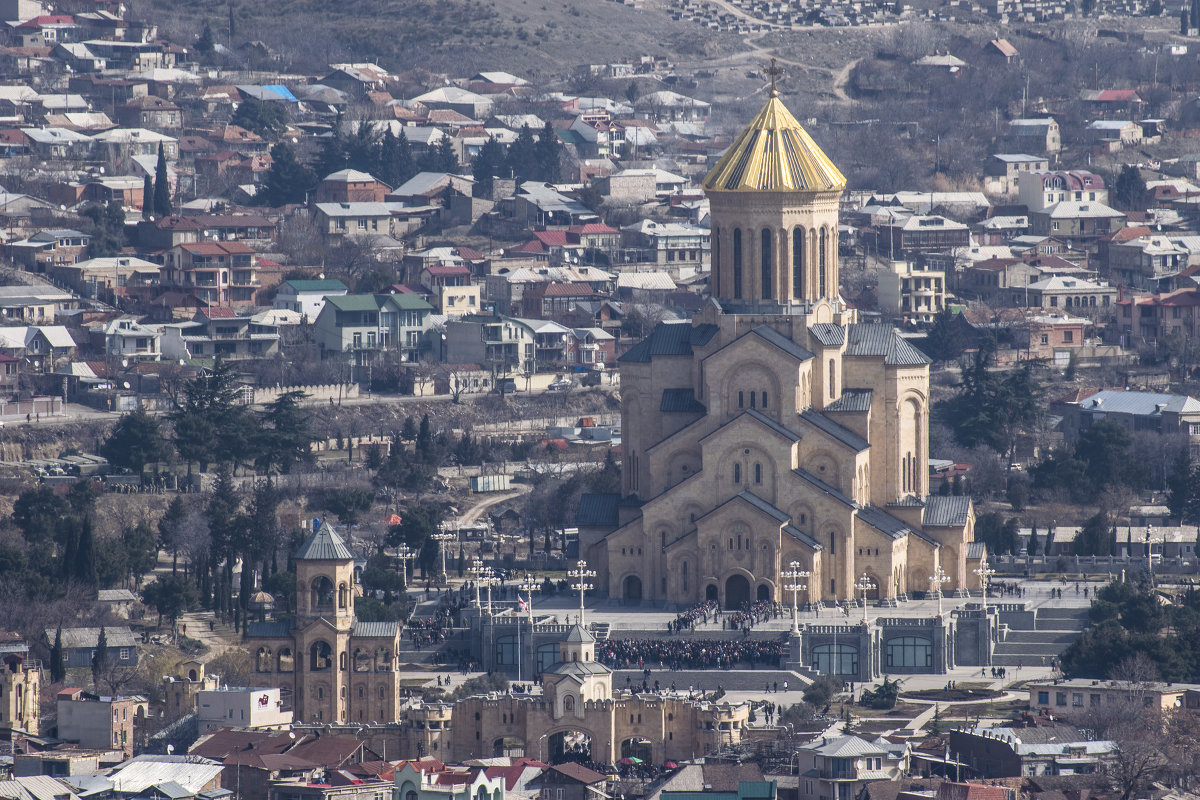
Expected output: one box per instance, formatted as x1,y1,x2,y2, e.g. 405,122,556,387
578,83,979,610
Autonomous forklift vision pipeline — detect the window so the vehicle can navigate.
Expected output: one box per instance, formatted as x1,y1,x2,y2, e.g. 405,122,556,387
885,636,933,669
738,390,744,409
1090,693,1101,706
761,228,772,299
1038,691,1050,705
819,228,827,297
1056,692,1067,706
732,228,743,299
1072,693,1083,706
754,463,762,484
761,392,767,408
119,648,130,660
1040,334,1049,345
792,228,805,299
1063,331,1073,343
734,464,741,483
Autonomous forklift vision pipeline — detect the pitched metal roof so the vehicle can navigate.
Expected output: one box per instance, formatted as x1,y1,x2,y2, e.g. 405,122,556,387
44,626,137,649
799,409,869,451
542,660,611,677
564,624,595,643
246,621,291,639
844,324,930,366
783,524,822,550
619,321,718,363
748,326,814,361
703,94,845,193
743,409,801,442
1077,389,1200,416
792,467,856,507
923,495,972,527
294,523,354,561
734,491,792,523
352,620,399,638
825,389,872,413
661,388,706,413
886,335,932,366
808,323,845,347
577,493,620,527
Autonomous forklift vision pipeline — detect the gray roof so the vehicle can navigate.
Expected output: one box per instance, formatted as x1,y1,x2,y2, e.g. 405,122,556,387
803,734,890,757
845,324,931,366
793,467,856,507
1077,389,1200,416
98,589,137,602
45,626,137,649
743,409,801,442
799,409,870,451
809,323,846,347
543,660,612,677
564,624,595,643
967,541,987,559
352,620,399,638
245,621,291,639
294,523,354,561
577,493,620,527
825,389,872,413
619,321,718,362
924,495,972,527
856,505,917,540
783,524,822,550
109,756,222,796
733,491,792,524
748,326,815,362
661,388,706,413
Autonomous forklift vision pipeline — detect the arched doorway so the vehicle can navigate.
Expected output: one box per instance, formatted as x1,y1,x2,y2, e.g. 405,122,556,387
705,584,718,602
725,574,751,609
756,584,771,602
621,737,654,763
623,575,643,603
493,736,525,757
547,729,592,765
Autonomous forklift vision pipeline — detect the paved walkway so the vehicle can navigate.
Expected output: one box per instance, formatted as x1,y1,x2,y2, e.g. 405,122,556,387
177,611,240,656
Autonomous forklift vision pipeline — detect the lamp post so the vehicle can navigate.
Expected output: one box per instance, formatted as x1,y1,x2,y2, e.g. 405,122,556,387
568,559,595,626
480,569,499,615
855,572,877,625
432,530,455,584
395,544,416,590
929,566,950,617
974,559,996,613
469,558,487,610
518,574,540,682
781,561,810,635
1145,523,1155,585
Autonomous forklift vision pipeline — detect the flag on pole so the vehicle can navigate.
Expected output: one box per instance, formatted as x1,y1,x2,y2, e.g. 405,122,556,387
518,595,528,611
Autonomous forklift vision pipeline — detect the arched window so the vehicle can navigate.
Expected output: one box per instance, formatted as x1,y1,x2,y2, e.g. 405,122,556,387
733,228,743,299
819,227,827,297
338,583,348,609
255,648,272,673
310,576,334,611
339,652,348,671
750,391,756,409
738,390,744,409
309,641,332,671
713,229,721,296
733,463,741,483
792,228,805,299
278,648,294,673
829,360,836,398
761,391,767,408
830,531,836,554
754,463,762,484
761,228,772,299
682,561,688,592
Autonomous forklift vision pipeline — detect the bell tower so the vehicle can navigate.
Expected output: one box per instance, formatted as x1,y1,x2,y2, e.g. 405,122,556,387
704,59,846,308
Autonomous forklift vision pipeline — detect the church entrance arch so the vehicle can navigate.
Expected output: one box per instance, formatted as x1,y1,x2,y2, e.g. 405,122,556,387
756,584,771,602
623,575,643,603
724,574,751,609
547,729,593,765
621,737,654,763
705,584,718,602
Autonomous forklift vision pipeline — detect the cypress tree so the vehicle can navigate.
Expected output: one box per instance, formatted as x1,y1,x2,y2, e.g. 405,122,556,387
50,627,65,683
153,142,171,217
141,174,153,220
75,516,97,588
1027,525,1040,556
535,121,562,183
91,627,108,689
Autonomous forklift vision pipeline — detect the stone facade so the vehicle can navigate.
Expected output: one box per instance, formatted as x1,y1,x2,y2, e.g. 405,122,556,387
580,92,978,613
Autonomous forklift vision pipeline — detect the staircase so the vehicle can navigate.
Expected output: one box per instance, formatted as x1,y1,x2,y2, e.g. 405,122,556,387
991,606,1089,667
590,622,611,641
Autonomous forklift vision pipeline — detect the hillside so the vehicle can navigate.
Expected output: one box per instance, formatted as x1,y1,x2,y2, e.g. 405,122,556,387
139,0,745,77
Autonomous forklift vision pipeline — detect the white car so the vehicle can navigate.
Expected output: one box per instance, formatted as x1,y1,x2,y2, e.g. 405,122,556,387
547,379,573,393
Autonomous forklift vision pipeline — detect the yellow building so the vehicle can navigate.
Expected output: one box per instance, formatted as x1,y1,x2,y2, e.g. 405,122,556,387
579,85,978,610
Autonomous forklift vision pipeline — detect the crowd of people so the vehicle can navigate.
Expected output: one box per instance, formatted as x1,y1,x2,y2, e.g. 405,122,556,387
405,593,467,648
668,600,719,632
596,636,789,669
726,600,778,630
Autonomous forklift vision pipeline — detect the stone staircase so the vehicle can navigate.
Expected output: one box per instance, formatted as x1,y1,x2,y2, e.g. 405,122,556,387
590,622,611,641
991,606,1089,667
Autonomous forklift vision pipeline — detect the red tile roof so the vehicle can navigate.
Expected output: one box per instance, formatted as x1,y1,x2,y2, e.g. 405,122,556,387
16,15,73,27
199,306,237,319
540,282,595,297
533,230,570,247
178,241,255,255
425,265,470,277
568,223,619,235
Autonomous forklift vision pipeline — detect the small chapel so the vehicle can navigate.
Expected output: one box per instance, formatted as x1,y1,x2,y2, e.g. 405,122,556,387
578,71,980,610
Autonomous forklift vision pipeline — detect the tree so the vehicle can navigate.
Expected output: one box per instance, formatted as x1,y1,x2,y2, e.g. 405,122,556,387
1167,450,1200,523
79,201,125,257
258,142,316,207
141,175,153,221
535,121,563,183
505,124,537,182
975,512,1018,555
256,391,316,475
1113,164,1146,211
377,128,415,188
472,136,504,198
170,358,257,472
195,21,214,54
859,677,900,709
1081,0,1095,14
142,574,197,626
1027,525,1040,556
1075,511,1114,556
91,627,108,688
50,626,64,683
939,343,1042,465
153,142,171,217
101,407,172,472
316,119,348,178
425,135,457,173
232,98,290,138
921,307,965,362
1182,6,1190,34
802,673,843,710
344,120,380,174
75,516,97,588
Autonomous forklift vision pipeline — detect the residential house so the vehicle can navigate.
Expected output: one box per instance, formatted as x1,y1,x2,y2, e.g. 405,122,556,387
314,170,392,204
1017,170,1108,212
795,735,909,800
1106,234,1198,289
1029,201,1125,242
410,86,492,119
90,127,177,167
114,95,180,131
107,755,223,797
390,172,474,206
440,315,536,378
1003,118,1061,154
876,260,946,323
509,182,598,228
1021,312,1089,362
272,779,391,800
982,154,1048,195
161,307,280,361
1117,286,1200,343
52,255,160,302
163,241,258,306
521,282,596,319
1063,388,1200,457
312,202,396,240
55,689,147,757
0,325,75,372
393,762,509,800
633,90,710,122
195,687,292,734
273,279,349,322
534,764,607,800
313,293,433,367
620,220,709,271
95,316,160,360
21,126,89,159
1022,275,1116,310
0,284,75,323
949,725,1115,778
571,327,615,368
1086,119,1141,148
876,215,970,257
617,271,677,304
418,264,480,317
6,228,89,271
1025,678,1200,723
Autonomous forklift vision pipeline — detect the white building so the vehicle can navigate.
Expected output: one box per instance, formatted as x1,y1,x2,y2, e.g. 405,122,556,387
273,279,349,322
196,686,293,733
876,261,946,324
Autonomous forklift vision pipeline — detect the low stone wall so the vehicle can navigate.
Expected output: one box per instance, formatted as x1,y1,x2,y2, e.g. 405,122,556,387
250,383,359,405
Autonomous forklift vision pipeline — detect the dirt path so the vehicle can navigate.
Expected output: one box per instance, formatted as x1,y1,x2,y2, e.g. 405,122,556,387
459,485,531,527
177,611,241,657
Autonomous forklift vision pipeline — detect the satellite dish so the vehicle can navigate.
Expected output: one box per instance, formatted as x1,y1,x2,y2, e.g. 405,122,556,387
122,381,130,389
166,744,174,754
121,358,129,368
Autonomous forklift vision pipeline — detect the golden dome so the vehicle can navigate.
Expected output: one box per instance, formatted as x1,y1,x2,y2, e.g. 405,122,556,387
703,94,846,193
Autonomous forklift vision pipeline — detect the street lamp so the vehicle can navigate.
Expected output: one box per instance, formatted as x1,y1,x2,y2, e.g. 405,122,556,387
432,530,455,583
929,566,950,617
395,544,416,589
1145,523,1155,585
855,572,876,625
568,559,596,626
974,559,996,614
517,574,540,682
781,561,810,635
469,558,488,610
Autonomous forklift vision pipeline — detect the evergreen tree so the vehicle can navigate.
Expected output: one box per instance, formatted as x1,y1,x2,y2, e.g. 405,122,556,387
50,627,65,683
401,416,417,441
535,121,563,183
425,135,457,173
394,129,416,185
472,137,504,198
153,142,171,217
1075,512,1114,556
258,143,316,207
378,129,402,188
316,119,348,178
101,407,172,472
416,413,433,461
195,22,214,55
60,517,78,581
1113,164,1147,211
345,120,381,174
1192,0,1199,32
91,627,108,688
75,516,98,588
255,390,318,475
506,124,537,183
921,307,964,362
141,175,153,221
1182,6,1189,34
1027,525,1040,556
228,3,236,38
